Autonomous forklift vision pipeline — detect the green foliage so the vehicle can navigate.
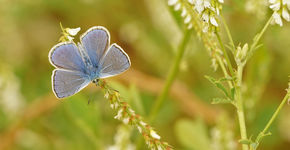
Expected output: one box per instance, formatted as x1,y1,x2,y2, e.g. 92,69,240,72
175,119,211,150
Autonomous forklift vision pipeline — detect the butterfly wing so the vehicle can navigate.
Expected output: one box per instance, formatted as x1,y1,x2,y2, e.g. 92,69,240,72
49,42,86,72
80,26,110,67
52,69,90,98
98,44,131,78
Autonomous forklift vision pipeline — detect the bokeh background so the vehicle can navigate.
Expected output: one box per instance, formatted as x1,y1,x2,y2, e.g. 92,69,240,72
0,0,290,150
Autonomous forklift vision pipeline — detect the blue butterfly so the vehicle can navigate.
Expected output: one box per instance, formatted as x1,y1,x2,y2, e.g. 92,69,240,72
49,26,131,98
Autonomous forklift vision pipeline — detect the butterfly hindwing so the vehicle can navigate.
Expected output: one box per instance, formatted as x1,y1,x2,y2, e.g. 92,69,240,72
98,44,131,78
52,69,90,98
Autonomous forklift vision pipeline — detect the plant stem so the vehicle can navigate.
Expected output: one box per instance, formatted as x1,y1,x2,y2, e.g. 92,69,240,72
149,29,192,122
221,15,236,52
254,92,290,149
247,16,273,60
216,56,233,88
215,32,235,77
236,64,249,150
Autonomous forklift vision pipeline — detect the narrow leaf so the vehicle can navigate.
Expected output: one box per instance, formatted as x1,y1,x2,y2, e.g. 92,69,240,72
211,98,232,104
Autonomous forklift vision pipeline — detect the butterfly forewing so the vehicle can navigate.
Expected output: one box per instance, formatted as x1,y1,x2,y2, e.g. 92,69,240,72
49,42,86,72
98,44,131,78
52,69,90,98
80,26,110,67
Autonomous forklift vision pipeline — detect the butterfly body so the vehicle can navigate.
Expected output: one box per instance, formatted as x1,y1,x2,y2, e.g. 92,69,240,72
49,26,130,98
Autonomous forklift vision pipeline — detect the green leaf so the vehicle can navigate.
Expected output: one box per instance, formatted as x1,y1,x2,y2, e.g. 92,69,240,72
211,98,232,104
219,77,234,82
239,139,252,145
205,75,230,98
175,119,211,150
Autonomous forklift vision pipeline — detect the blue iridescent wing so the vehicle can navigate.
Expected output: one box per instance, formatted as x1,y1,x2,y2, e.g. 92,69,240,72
49,42,86,72
52,69,90,98
98,44,131,78
80,26,110,67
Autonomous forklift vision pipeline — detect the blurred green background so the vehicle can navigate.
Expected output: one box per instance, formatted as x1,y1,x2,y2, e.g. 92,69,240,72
0,0,290,150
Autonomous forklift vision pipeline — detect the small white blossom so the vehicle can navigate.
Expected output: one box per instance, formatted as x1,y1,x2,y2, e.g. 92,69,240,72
188,0,194,4
157,145,163,150
104,92,109,99
150,130,161,140
202,13,209,22
168,0,178,6
181,7,187,17
273,11,283,26
184,15,192,24
270,2,281,11
174,3,181,11
140,121,147,126
128,108,135,115
66,27,81,36
203,24,209,32
187,23,193,29
268,0,290,26
282,7,290,21
210,16,219,26
137,125,142,133
204,1,211,8
114,109,123,120
195,0,205,14
123,117,130,124
67,36,74,41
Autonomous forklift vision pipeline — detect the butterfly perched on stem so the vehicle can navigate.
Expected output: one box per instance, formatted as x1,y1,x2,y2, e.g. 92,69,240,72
49,26,131,98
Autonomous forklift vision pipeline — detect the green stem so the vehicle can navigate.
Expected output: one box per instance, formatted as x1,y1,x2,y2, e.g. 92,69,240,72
216,56,233,88
221,15,236,52
215,32,235,77
248,16,273,59
149,29,192,122
254,92,290,149
236,64,248,150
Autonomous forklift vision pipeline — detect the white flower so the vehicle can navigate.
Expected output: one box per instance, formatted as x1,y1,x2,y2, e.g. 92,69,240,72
202,13,209,23
282,7,290,21
137,125,142,133
184,15,192,24
187,23,193,29
150,130,161,140
114,109,123,120
203,24,209,32
204,1,211,8
273,11,283,26
140,121,147,127
210,16,219,26
66,27,81,36
269,0,276,4
168,0,178,6
67,35,74,41
270,2,281,11
269,0,290,26
218,0,224,3
181,7,187,17
104,92,109,99
157,145,163,150
123,117,130,124
195,0,205,14
188,0,194,4
174,3,181,11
